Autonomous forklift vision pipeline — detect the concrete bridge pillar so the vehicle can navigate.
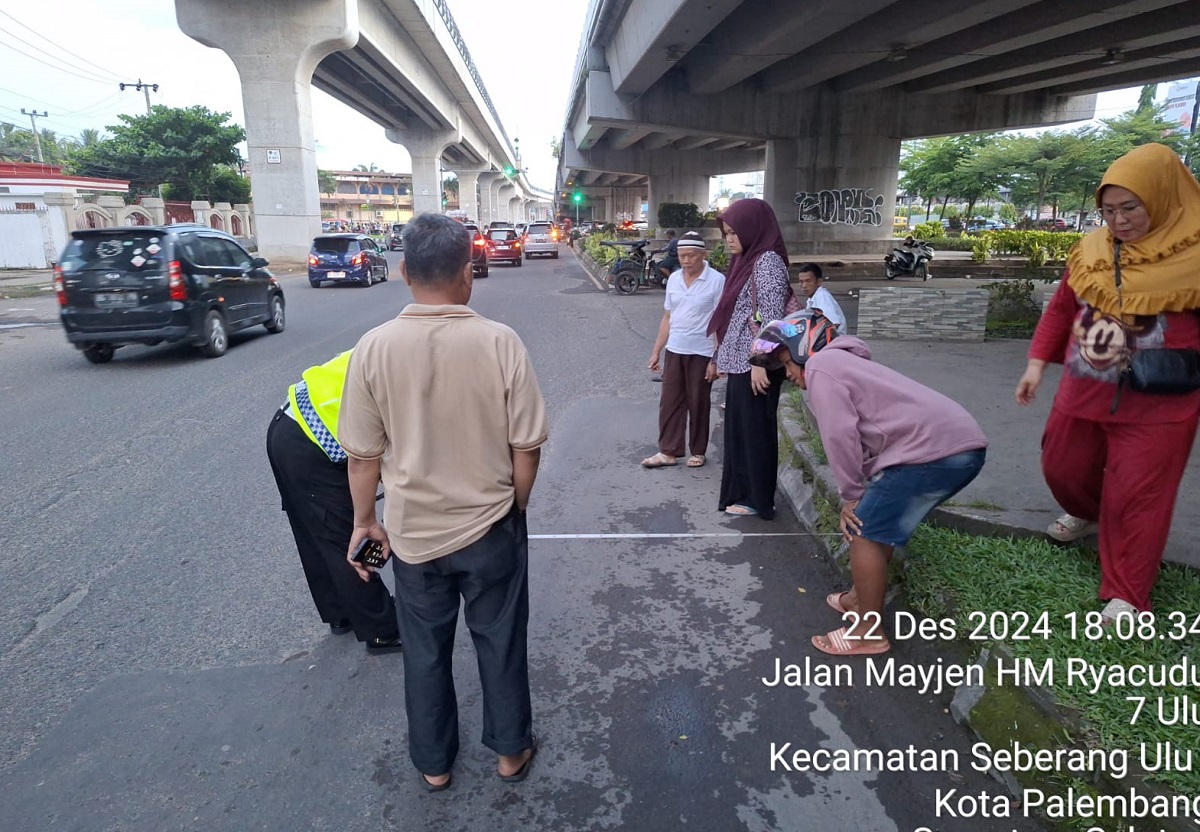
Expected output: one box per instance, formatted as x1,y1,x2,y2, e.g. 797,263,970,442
762,93,901,256
452,170,483,220
476,172,502,225
393,129,458,218
647,174,709,230
176,0,357,261
488,177,505,223
497,184,516,222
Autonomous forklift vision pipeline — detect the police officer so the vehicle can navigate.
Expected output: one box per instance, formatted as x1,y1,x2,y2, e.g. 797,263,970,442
266,351,402,654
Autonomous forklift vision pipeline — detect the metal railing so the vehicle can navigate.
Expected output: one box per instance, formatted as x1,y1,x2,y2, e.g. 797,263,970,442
429,0,515,161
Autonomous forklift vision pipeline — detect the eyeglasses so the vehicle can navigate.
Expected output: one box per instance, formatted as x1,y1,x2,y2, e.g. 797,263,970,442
1100,203,1145,220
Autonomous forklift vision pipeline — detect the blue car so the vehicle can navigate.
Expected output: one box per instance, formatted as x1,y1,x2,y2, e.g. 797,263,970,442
308,233,389,287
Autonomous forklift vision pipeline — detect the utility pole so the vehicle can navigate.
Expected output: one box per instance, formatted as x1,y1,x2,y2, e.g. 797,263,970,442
20,108,48,162
119,80,161,196
118,79,159,115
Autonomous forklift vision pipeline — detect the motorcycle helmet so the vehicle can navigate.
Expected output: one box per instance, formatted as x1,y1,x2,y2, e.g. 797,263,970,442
749,310,837,368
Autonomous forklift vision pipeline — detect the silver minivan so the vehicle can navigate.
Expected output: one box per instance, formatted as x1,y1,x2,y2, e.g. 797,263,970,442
523,222,560,259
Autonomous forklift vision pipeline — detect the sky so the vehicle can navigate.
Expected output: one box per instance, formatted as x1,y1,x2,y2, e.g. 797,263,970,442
0,0,589,191
0,0,1176,200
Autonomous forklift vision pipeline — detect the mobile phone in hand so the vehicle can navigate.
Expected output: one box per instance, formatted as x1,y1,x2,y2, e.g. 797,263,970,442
350,538,389,569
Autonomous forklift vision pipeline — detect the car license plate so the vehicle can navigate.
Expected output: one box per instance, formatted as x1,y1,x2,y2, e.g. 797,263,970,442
495,244,511,251
534,236,547,242
328,271,345,278
94,292,138,309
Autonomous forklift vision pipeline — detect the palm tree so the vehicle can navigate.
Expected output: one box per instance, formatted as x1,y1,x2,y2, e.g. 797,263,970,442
78,128,102,147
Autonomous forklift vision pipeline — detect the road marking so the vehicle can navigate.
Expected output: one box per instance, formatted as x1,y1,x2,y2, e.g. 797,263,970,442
530,532,808,539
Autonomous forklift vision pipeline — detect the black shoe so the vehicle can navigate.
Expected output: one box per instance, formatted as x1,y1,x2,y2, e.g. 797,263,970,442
329,619,352,636
366,635,403,654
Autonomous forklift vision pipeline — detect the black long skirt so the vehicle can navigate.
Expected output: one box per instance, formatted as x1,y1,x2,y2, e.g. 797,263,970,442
719,368,786,520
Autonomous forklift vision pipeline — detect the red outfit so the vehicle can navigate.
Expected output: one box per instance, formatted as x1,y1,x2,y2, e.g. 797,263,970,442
1030,276,1200,610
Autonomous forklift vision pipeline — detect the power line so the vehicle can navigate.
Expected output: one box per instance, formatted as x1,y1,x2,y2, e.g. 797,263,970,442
0,36,113,86
0,10,125,82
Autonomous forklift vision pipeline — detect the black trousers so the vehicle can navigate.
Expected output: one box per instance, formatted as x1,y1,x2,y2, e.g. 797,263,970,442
266,409,398,641
719,368,785,520
390,507,531,776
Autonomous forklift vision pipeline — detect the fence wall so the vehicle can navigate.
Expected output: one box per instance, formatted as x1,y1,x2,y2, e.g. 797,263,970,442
857,287,989,342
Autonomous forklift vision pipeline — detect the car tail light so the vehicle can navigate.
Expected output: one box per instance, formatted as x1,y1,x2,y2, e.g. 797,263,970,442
474,237,486,247
550,229,559,241
514,241,521,248
308,254,319,267
53,264,66,307
352,252,367,267
168,260,187,301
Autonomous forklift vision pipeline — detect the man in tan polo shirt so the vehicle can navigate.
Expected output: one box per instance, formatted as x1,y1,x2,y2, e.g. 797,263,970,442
339,213,548,792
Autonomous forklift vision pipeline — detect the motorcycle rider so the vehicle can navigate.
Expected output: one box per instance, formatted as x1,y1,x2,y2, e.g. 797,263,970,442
654,230,680,286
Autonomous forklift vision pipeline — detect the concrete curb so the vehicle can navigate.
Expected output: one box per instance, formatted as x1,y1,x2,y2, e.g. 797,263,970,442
775,397,1193,832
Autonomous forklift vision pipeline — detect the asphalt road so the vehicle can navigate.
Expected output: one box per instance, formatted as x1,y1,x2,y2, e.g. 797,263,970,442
0,250,1043,831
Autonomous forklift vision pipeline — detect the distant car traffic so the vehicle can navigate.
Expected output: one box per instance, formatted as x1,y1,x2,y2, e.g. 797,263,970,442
966,219,1005,232
462,222,490,277
486,227,523,266
308,234,389,288
523,221,560,259
55,224,284,363
387,223,405,251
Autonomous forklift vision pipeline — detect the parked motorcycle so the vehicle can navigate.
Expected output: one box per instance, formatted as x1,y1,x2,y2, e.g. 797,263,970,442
600,239,667,295
884,237,935,281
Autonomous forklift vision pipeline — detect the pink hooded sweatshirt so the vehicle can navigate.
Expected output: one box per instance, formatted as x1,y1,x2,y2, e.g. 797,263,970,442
804,338,988,502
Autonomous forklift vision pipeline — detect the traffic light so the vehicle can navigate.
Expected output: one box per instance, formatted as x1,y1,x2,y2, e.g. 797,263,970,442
503,164,516,177
572,192,582,204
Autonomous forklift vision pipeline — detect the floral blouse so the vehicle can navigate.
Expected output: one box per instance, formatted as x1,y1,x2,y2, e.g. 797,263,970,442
715,251,791,374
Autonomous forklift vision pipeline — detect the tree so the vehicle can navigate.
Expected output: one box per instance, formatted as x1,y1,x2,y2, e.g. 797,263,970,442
67,105,245,200
352,163,380,172
317,169,338,195
550,136,561,159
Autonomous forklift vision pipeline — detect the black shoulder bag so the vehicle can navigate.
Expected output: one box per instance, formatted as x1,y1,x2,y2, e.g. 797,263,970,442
1110,239,1200,414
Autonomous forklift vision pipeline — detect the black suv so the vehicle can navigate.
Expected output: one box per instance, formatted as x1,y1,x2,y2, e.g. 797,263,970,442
55,224,285,363
462,222,489,278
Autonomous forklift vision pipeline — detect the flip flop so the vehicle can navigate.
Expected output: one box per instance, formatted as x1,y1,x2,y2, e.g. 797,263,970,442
642,452,677,469
811,627,891,656
724,504,758,516
499,736,538,783
826,591,851,615
686,455,706,468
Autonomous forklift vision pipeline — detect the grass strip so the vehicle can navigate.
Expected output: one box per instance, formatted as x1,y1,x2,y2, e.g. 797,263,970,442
902,524,1200,797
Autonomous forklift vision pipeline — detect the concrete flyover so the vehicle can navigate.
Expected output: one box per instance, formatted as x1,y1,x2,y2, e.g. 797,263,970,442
559,0,1200,253
175,0,552,259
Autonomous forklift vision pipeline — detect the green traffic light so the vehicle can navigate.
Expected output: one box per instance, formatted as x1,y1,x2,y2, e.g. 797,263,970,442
572,192,582,204
503,165,515,176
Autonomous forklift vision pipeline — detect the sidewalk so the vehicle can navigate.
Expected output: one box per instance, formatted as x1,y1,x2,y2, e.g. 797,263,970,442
791,337,1200,571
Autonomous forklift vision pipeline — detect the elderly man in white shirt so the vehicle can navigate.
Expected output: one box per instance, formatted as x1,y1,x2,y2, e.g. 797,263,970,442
643,232,726,469
796,262,847,336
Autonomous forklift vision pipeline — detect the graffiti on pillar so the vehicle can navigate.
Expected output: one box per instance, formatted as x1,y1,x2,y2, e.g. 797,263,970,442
793,188,884,227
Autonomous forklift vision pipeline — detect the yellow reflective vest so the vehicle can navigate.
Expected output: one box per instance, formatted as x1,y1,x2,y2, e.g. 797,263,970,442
287,350,352,462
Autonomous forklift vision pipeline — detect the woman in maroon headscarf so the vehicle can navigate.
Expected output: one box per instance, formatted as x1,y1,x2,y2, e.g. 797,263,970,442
707,198,797,519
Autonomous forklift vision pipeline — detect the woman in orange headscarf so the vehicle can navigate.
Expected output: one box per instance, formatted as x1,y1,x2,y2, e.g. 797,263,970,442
1015,143,1200,622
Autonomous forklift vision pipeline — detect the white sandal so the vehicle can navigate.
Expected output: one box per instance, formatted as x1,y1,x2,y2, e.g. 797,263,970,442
1046,514,1098,542
1101,598,1138,625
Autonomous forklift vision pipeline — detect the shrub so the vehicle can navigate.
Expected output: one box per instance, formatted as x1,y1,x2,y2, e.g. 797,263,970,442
582,234,620,267
912,221,942,240
657,202,703,229
708,240,730,273
982,278,1042,338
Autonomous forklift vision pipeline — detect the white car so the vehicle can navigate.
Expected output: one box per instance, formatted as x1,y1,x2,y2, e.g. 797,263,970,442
523,222,560,259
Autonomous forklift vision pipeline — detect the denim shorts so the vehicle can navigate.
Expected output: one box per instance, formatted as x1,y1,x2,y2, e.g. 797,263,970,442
855,448,986,547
